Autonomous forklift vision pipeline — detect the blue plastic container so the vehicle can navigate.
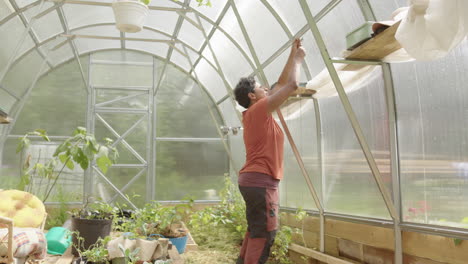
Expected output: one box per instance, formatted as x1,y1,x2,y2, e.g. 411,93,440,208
168,235,188,254
46,227,72,255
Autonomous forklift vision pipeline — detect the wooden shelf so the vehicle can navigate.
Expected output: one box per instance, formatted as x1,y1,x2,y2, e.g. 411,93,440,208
0,108,11,124
345,21,401,61
290,86,316,98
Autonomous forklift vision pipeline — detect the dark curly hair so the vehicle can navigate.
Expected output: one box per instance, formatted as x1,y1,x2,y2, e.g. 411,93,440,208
234,77,256,109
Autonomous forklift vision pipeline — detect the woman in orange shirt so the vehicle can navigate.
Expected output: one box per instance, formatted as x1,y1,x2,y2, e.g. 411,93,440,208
234,39,306,264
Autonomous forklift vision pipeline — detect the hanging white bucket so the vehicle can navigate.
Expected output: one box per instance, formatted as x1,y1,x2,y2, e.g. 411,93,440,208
112,0,149,33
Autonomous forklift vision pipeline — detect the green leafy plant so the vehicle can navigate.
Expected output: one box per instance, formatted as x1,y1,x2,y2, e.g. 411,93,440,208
270,224,293,264
72,199,117,220
189,175,247,247
73,232,111,264
118,244,140,264
17,127,118,202
134,201,193,238
294,208,308,247
45,186,71,229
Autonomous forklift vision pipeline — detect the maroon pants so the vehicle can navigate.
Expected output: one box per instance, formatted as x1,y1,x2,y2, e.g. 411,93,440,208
237,186,279,264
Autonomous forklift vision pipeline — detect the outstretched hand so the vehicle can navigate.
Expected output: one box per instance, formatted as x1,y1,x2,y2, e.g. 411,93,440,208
293,38,306,61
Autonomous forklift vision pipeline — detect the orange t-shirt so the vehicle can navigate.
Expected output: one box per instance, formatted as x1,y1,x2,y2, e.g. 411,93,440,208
239,97,285,180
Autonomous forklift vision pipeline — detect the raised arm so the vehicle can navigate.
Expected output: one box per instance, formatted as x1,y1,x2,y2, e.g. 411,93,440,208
267,38,306,112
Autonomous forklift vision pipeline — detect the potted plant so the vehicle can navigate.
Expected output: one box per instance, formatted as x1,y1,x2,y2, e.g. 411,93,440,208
71,200,117,257
134,203,192,254
111,0,213,33
112,0,150,33
16,127,118,202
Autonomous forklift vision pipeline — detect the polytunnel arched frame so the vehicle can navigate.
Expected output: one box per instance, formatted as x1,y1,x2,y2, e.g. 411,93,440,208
1,1,468,264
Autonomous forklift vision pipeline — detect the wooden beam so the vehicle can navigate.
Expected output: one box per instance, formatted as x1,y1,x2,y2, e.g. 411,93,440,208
289,243,356,264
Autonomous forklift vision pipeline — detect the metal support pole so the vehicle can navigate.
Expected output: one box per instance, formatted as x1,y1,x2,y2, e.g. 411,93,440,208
355,0,403,262
298,0,398,220
383,65,403,264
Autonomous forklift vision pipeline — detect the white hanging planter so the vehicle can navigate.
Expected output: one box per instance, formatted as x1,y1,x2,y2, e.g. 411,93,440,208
112,0,149,33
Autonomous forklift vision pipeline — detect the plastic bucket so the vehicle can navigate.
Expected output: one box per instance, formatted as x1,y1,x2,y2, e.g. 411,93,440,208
168,235,188,254
46,227,72,255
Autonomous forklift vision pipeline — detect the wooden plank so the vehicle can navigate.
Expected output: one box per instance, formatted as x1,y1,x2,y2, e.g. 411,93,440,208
289,244,356,264
346,21,401,60
326,219,394,250
290,87,316,97
402,231,468,264
0,116,11,124
184,231,198,252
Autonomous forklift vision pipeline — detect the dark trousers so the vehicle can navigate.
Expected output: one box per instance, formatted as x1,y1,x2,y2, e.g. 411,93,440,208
237,186,279,264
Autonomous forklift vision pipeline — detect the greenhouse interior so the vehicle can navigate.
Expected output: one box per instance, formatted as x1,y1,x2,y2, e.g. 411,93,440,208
0,0,468,263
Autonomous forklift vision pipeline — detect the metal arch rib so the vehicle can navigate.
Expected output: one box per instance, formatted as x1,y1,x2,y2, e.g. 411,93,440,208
7,0,53,69
259,0,312,80
10,23,221,86
55,5,89,93
1,1,256,88
153,0,189,96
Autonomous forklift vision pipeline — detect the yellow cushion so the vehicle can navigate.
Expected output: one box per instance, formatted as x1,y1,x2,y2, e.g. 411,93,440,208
0,190,46,228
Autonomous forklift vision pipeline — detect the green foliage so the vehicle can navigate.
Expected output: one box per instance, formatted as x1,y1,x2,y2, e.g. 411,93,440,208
45,186,70,229
270,225,293,264
453,238,463,246
16,127,118,202
118,244,140,264
194,0,212,6
114,199,193,238
188,176,296,263
294,208,307,247
189,176,247,246
74,234,111,263
72,199,117,220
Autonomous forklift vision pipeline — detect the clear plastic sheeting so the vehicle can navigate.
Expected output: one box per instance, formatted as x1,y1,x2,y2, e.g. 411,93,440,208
11,59,87,135
145,9,179,34
23,2,60,42
280,98,319,210
316,0,364,58
209,30,253,85
72,25,121,53
62,4,114,29
178,18,205,50
3,50,47,98
234,0,288,63
155,140,228,201
188,0,226,23
393,39,468,227
0,0,14,21
38,37,74,67
267,0,306,35
217,7,252,62
0,89,16,113
319,67,391,219
0,16,35,70
194,58,226,101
